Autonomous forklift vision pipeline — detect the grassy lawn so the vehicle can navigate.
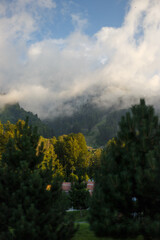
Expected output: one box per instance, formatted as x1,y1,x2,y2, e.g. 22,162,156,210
68,210,148,240
71,223,144,240
67,209,89,222
71,223,110,240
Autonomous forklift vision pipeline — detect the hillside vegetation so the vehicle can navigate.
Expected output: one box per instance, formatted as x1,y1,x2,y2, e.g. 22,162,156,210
0,103,52,138
0,102,128,147
44,103,128,147
0,100,160,239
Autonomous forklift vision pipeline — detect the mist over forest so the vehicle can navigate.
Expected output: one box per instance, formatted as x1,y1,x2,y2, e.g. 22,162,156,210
1,97,160,148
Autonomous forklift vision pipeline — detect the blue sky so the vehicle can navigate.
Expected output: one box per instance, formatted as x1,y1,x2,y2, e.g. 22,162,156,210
0,0,160,118
26,0,129,42
46,0,129,38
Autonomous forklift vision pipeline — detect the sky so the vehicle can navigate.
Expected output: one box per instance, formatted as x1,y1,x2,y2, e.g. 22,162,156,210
0,0,160,118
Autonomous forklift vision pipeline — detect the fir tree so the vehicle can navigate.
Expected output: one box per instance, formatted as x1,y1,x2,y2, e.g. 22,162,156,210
0,119,75,240
89,99,160,239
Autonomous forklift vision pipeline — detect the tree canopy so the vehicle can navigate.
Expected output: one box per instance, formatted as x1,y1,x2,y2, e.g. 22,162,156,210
54,133,90,181
89,99,160,239
0,119,75,240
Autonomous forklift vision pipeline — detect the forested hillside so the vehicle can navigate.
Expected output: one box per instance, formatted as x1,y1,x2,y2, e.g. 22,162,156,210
1,100,160,239
0,103,53,138
0,102,129,147
44,102,128,147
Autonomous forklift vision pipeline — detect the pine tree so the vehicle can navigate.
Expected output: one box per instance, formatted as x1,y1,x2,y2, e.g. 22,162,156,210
69,172,90,210
0,119,75,240
89,99,160,239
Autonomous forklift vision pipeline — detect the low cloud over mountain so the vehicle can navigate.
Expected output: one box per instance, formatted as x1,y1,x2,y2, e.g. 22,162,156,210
0,0,160,118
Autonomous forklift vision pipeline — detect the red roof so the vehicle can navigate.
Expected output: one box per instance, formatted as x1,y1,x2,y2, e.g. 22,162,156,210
87,182,94,191
62,181,94,194
62,182,71,191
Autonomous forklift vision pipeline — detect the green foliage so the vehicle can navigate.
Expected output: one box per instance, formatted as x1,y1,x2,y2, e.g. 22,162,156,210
0,119,75,240
54,133,90,181
87,148,102,180
0,121,16,159
44,102,105,136
0,102,129,147
0,103,52,138
44,102,126,147
69,176,90,210
89,99,160,239
38,136,64,178
0,119,100,181
96,109,128,146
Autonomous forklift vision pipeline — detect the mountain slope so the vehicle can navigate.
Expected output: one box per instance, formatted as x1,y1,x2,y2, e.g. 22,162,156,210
0,102,130,147
44,102,128,147
0,103,52,137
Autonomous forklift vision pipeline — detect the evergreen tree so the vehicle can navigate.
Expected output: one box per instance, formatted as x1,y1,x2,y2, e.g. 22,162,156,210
0,119,75,240
89,99,160,239
88,148,102,180
0,121,16,160
69,172,90,210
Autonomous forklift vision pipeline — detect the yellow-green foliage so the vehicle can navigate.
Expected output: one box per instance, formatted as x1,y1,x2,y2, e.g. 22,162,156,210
107,138,116,147
107,137,126,148
0,119,64,177
0,121,17,159
87,148,102,179
0,119,103,181
54,133,91,181
0,119,36,160
38,136,64,178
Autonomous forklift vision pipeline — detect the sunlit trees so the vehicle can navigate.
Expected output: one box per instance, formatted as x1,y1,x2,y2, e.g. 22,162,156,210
89,99,160,239
54,133,90,181
0,119,75,240
0,121,16,160
87,148,102,180
38,136,64,178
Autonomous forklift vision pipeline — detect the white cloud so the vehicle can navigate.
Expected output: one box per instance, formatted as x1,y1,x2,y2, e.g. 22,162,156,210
29,45,42,57
0,0,56,42
71,14,88,31
0,0,160,118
